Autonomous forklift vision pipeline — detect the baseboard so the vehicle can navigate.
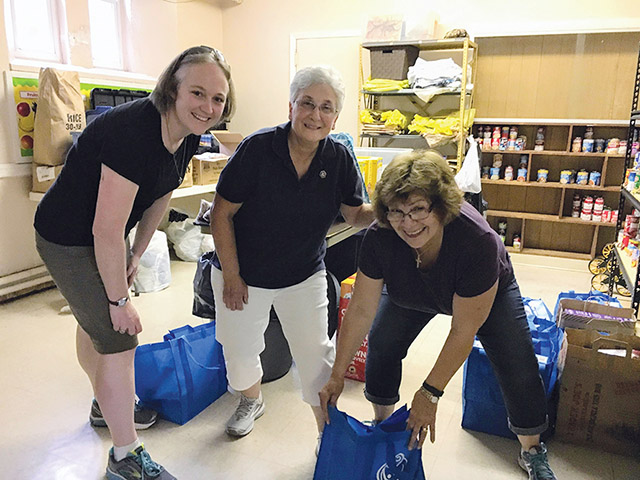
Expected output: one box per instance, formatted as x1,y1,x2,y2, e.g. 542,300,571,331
0,265,54,303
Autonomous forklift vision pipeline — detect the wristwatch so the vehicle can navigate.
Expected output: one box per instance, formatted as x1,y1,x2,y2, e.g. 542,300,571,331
108,296,130,307
419,381,444,404
419,386,440,404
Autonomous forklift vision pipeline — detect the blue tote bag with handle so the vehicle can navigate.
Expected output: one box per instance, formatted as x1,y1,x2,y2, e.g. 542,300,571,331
134,322,227,425
462,297,564,439
314,405,426,480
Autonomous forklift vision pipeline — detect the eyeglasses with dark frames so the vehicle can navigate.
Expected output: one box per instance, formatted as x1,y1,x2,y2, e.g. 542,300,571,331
386,204,434,223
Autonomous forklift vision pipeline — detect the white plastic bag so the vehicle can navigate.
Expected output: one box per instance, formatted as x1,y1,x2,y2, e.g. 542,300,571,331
132,229,171,293
455,136,482,194
165,218,206,262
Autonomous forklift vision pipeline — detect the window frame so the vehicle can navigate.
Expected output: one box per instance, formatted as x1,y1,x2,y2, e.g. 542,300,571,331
88,0,129,71
5,0,69,64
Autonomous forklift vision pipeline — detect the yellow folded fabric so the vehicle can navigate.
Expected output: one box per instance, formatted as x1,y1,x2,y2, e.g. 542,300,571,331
408,109,476,135
363,79,410,92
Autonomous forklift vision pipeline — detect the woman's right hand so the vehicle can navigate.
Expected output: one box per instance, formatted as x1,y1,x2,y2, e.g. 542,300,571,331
318,374,345,425
110,302,142,336
223,273,248,311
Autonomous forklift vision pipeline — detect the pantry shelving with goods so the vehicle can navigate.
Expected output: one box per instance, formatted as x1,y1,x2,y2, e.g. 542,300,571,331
475,119,629,260
359,38,478,170
610,42,640,314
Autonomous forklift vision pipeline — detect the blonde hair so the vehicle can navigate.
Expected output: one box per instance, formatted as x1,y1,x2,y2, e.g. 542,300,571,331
373,150,464,228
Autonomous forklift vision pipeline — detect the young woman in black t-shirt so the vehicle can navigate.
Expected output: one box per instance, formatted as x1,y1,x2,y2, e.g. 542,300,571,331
34,46,235,480
319,151,557,480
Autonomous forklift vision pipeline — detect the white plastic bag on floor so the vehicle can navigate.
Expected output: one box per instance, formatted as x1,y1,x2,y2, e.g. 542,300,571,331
132,229,171,293
455,136,482,194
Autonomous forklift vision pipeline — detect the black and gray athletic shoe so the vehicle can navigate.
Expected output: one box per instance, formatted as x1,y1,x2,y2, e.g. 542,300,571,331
90,399,157,430
106,445,176,480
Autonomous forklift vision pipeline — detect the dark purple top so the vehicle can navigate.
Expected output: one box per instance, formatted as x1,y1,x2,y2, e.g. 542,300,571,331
358,202,514,315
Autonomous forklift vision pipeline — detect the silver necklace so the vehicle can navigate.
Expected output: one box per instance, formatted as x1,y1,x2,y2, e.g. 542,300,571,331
171,144,186,184
414,248,421,268
163,114,185,184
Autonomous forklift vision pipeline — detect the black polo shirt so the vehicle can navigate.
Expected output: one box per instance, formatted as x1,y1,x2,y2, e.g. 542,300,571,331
34,98,199,246
213,122,364,288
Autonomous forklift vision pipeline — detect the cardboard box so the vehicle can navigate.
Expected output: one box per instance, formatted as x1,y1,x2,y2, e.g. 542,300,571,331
337,274,368,382
555,298,635,334
32,163,63,193
211,131,243,156
556,328,640,456
191,153,228,185
177,162,193,189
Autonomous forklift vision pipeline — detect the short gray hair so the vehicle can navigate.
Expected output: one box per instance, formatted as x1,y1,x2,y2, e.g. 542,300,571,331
289,65,345,113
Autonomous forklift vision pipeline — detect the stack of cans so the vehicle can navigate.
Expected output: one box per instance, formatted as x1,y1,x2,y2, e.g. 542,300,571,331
624,212,640,238
572,193,581,218
580,196,594,221
592,197,604,222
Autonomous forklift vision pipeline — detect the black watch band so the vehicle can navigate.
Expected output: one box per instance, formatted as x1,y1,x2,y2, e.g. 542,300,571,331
108,296,129,307
422,381,444,397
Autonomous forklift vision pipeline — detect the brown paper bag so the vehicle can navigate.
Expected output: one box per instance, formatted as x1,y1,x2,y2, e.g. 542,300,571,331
556,328,640,456
33,68,85,166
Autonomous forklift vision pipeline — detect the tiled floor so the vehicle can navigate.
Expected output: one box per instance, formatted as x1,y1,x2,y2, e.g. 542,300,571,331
1,253,639,479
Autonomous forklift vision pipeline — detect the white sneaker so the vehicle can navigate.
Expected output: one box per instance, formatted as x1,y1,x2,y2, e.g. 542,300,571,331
226,393,265,437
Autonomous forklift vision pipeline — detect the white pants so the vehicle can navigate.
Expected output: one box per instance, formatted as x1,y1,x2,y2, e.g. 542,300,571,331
211,268,335,406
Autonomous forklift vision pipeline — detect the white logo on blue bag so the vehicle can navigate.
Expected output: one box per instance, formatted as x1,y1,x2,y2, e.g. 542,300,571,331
376,453,408,479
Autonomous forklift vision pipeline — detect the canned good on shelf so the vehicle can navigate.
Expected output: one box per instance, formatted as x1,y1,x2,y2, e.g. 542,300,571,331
537,169,548,182
576,170,589,185
560,170,572,184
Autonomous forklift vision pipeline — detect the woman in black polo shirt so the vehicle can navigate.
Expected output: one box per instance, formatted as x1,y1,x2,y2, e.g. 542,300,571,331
319,151,557,479
210,66,374,450
34,46,235,480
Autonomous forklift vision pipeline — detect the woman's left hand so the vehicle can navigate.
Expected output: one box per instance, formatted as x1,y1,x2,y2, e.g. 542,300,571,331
407,388,438,450
126,254,140,288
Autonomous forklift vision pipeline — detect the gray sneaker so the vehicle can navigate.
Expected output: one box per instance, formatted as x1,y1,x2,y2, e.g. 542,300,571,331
106,445,176,480
225,393,265,437
518,443,557,480
90,398,158,430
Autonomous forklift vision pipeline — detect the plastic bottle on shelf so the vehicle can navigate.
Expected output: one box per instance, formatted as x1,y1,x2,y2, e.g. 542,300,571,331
491,127,500,150
512,233,522,251
534,127,545,151
572,137,582,152
497,221,507,244
585,125,594,139
504,165,513,181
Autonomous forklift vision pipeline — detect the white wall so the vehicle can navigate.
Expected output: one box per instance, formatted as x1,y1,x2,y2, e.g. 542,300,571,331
219,0,640,139
0,0,638,280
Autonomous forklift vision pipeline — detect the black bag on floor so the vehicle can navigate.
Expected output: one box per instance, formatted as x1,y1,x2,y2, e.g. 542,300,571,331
193,251,216,319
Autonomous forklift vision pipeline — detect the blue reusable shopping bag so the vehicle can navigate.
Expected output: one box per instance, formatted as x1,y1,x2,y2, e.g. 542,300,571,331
134,322,227,425
461,297,563,439
314,405,426,480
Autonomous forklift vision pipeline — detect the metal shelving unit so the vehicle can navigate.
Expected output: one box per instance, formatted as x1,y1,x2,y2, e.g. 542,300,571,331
359,37,478,171
610,42,640,315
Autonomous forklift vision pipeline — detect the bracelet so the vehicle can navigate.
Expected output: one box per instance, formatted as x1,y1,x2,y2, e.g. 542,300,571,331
421,381,444,397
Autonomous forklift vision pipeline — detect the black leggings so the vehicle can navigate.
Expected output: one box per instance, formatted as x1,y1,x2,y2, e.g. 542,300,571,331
364,275,548,436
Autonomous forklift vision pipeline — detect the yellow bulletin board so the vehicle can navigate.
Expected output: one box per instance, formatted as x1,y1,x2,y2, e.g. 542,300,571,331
6,71,152,162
